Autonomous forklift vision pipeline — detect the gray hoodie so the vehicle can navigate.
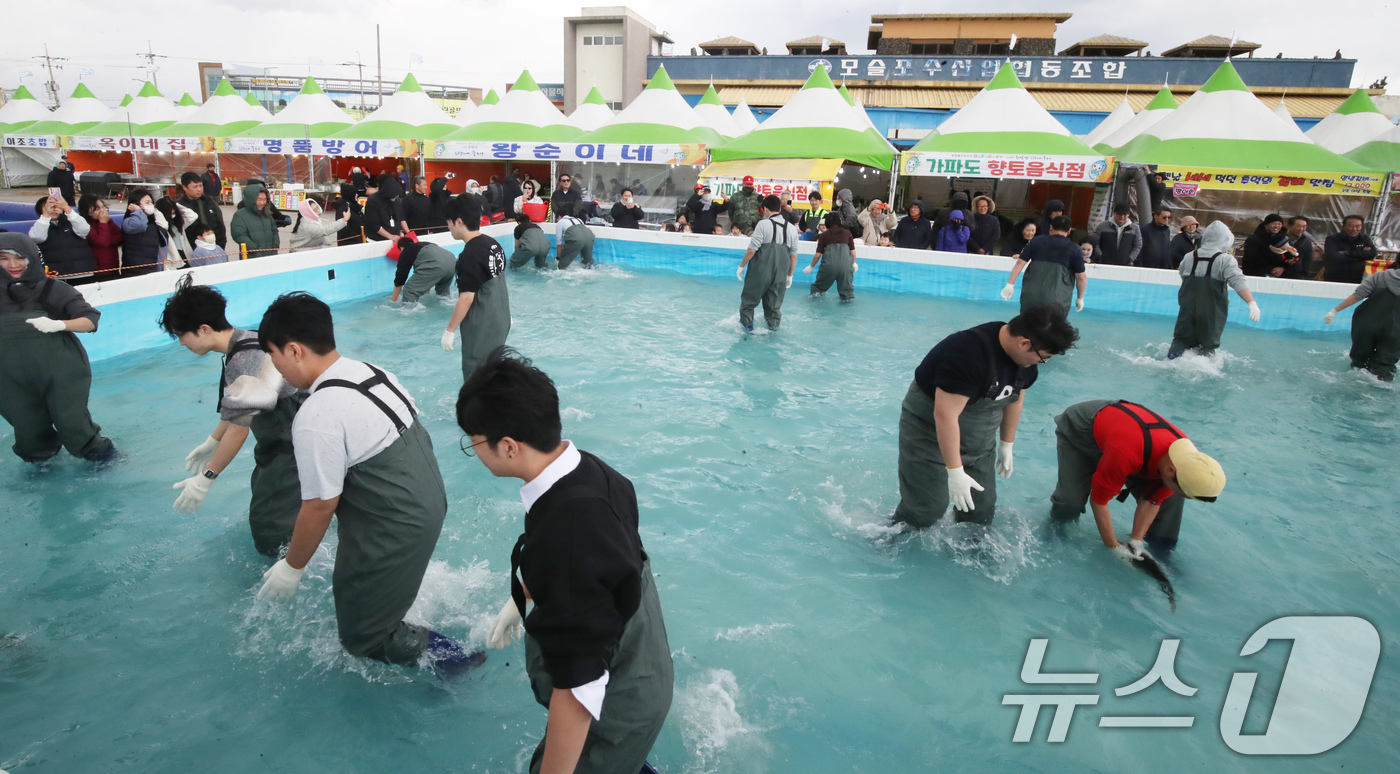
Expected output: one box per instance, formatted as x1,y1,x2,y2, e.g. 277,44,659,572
1178,221,1247,292
0,233,100,324
835,188,859,230
1354,265,1400,299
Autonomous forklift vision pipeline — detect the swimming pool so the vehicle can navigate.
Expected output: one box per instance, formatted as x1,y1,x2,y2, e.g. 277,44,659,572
1,257,1394,772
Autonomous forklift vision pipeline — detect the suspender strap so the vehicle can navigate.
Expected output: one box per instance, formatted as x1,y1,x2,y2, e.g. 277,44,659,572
1189,251,1222,277
217,335,266,412
314,363,415,435
1106,400,1183,481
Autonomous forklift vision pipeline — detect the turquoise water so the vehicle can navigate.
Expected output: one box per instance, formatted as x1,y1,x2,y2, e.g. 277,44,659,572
2,265,1395,772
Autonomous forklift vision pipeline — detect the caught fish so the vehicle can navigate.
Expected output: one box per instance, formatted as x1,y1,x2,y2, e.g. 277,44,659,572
1128,552,1176,612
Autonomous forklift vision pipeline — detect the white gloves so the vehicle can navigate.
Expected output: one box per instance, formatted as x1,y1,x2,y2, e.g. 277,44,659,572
185,436,220,473
852,262,858,273
999,284,1015,301
441,329,456,351
222,374,278,412
736,265,745,280
487,597,523,649
996,441,1014,479
1247,301,1261,322
1074,296,1085,313
801,265,812,274
1111,544,1137,563
26,317,67,333
257,558,304,600
785,275,793,289
172,474,212,513
946,466,985,512
1324,310,1336,325
1126,537,1149,557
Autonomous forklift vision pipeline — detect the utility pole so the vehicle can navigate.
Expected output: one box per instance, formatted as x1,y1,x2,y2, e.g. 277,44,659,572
376,24,383,107
136,40,167,89
337,53,367,113
33,45,67,107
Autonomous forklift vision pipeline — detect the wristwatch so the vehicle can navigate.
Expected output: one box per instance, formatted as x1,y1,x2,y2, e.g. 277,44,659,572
203,469,219,481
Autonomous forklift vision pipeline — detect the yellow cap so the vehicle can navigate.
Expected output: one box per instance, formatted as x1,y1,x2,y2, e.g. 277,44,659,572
1167,438,1225,500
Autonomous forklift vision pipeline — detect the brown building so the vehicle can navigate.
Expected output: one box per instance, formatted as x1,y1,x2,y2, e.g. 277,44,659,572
867,12,1073,56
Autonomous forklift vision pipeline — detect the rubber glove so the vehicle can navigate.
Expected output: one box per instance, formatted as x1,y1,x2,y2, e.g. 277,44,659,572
785,275,793,289
1324,310,1337,325
1074,296,1085,313
736,265,745,280
185,436,220,472
999,284,1015,301
222,374,278,412
487,597,523,649
1126,537,1150,558
946,466,985,512
996,441,1014,479
172,474,212,513
26,317,66,333
441,329,455,351
852,262,858,273
1247,301,1261,322
257,559,304,600
1110,544,1137,563
802,265,812,274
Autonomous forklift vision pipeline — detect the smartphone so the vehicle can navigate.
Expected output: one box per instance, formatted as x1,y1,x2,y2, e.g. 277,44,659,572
47,187,61,200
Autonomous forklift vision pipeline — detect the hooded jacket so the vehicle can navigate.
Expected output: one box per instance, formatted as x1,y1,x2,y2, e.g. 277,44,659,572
1241,216,1286,277
229,183,281,256
1353,262,1400,300
289,199,348,252
1179,221,1248,293
363,174,405,241
967,195,1000,255
501,175,523,217
935,210,972,253
0,233,99,325
1003,218,1039,257
1094,217,1142,266
428,178,452,232
933,191,970,235
333,184,364,245
893,200,933,250
835,188,860,232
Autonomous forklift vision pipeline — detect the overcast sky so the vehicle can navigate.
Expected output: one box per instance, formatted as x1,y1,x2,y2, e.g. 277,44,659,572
3,0,1394,107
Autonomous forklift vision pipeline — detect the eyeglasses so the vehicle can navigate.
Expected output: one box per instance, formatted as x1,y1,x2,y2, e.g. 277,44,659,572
1035,349,1054,363
459,436,489,457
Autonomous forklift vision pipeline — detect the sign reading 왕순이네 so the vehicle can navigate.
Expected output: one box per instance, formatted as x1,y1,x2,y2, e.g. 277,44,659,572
901,151,1114,183
1155,166,1384,196
428,141,707,165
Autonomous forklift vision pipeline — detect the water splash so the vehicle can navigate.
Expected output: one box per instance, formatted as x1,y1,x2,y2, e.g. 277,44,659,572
714,623,793,642
1113,342,1250,380
676,669,765,774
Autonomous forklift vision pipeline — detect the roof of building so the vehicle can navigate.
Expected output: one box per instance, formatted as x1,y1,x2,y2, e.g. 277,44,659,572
700,36,758,48
1162,35,1261,56
870,12,1073,22
786,35,845,48
1059,34,1148,54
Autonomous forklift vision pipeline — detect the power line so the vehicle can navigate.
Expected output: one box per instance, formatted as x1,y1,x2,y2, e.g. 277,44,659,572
135,40,167,89
33,45,66,107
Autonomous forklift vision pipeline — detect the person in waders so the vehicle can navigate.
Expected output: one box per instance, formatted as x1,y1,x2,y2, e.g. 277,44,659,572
1049,400,1225,553
554,201,595,270
255,292,480,673
159,276,303,557
803,212,857,301
1324,259,1400,381
0,233,116,465
892,304,1080,529
1169,221,1261,359
390,237,457,304
510,213,552,270
737,195,798,331
1000,215,1087,313
441,196,510,382
464,347,672,774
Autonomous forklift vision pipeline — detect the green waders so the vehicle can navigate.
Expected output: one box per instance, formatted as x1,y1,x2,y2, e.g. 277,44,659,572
510,227,552,270
1170,252,1229,355
811,242,855,300
400,244,457,303
312,365,447,664
1349,287,1400,381
893,328,1026,528
525,560,673,774
557,224,595,269
0,310,111,462
461,274,511,382
1020,258,1074,313
1049,400,1185,548
739,216,791,329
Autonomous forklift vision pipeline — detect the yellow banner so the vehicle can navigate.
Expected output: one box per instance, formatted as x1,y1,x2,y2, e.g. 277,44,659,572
1157,166,1384,197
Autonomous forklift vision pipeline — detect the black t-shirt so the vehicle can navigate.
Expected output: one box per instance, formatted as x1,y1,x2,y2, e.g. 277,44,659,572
456,234,506,293
913,321,1038,404
1020,233,1085,273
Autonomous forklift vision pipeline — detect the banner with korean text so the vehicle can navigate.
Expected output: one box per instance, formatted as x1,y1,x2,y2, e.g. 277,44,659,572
427,141,706,165
62,136,214,153
1158,166,1384,197
214,137,418,158
901,151,1114,183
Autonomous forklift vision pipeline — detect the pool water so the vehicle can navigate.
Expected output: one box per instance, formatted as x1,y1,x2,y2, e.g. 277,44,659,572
2,264,1396,773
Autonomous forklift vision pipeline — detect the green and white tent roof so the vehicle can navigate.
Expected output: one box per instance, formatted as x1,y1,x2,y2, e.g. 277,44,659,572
1305,89,1395,155
1344,124,1400,172
243,93,274,121
453,97,478,126
731,97,759,134
119,94,133,107
18,83,111,134
482,89,500,105
691,85,740,138
438,72,579,142
1116,61,1366,172
1097,86,1177,151
909,64,1102,157
569,87,614,132
0,85,49,132
576,66,721,145
1271,97,1293,124
469,89,500,123
77,81,179,135
152,79,260,136
711,65,895,169
329,74,457,140
838,84,855,105
174,93,200,118
1083,97,1134,147
237,78,349,138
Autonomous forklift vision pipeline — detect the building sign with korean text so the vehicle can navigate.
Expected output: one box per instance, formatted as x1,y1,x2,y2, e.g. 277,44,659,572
429,141,706,165
901,151,1114,183
1155,166,1384,196
215,137,417,158
61,136,213,153
3,134,61,149
699,177,834,209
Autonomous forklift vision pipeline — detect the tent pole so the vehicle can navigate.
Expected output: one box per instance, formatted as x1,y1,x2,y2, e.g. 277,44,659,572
1367,174,1392,229
886,158,898,210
